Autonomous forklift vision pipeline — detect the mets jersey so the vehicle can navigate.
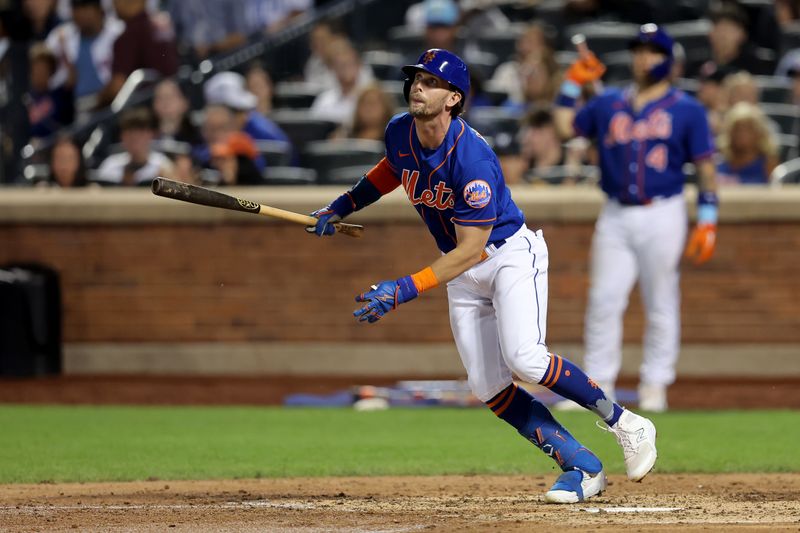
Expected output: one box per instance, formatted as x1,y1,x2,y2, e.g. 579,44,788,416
383,112,524,253
574,87,714,204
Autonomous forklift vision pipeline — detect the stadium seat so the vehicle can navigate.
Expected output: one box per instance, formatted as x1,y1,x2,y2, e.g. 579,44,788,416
466,107,520,155
151,139,192,159
755,76,792,104
760,104,800,135
770,157,800,184
675,78,700,96
273,82,322,109
270,110,338,155
475,25,526,65
780,23,800,54
777,133,800,163
22,164,50,185
262,166,317,186
562,22,640,60
387,26,427,60
253,139,293,167
300,139,385,184
362,50,406,81
664,19,711,59
602,51,632,85
326,165,379,185
554,50,579,70
380,80,407,108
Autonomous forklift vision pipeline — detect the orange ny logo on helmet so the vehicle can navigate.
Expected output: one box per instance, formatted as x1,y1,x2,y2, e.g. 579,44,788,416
423,50,437,64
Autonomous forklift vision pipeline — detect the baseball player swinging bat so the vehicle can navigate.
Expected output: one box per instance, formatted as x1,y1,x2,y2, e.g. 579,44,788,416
151,177,364,238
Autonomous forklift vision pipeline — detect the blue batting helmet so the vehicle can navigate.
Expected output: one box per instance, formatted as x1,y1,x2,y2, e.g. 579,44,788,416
628,23,675,82
401,48,470,103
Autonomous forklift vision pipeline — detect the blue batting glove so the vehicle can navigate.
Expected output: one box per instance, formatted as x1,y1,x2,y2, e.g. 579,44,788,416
305,207,340,236
353,277,418,324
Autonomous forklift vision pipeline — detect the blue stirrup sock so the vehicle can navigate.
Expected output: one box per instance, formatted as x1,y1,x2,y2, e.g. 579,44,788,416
539,352,624,426
486,383,602,474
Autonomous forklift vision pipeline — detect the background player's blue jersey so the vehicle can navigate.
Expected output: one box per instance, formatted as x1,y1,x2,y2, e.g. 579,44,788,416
574,87,714,204
383,113,524,253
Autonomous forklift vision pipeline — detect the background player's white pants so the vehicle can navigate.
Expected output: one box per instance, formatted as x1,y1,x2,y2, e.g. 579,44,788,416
583,196,687,387
447,225,552,402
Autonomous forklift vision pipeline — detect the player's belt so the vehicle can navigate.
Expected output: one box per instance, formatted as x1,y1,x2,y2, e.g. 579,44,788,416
480,224,528,261
616,194,676,207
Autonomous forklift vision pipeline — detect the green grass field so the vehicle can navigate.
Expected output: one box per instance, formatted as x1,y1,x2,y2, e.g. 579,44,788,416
0,406,797,484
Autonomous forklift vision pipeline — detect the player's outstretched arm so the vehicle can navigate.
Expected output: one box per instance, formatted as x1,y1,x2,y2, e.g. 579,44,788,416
307,157,400,236
553,45,606,141
685,159,719,265
353,225,491,323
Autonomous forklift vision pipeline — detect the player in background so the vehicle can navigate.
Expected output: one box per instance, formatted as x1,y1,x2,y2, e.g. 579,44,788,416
553,25,719,412
308,48,657,503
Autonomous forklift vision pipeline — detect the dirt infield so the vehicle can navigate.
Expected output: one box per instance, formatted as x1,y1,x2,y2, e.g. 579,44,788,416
2,375,800,408
1,474,799,532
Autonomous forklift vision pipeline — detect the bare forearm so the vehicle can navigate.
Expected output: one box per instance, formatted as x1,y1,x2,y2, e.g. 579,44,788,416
554,107,577,141
429,245,484,285
696,159,718,194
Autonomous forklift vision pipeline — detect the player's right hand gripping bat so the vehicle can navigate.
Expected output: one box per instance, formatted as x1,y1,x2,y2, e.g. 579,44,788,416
151,177,364,238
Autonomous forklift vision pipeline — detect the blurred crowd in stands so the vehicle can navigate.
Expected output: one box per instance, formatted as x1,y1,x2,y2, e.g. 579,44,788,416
1,0,800,188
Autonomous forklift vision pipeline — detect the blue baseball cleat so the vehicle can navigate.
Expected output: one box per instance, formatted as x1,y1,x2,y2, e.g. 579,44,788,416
544,468,608,504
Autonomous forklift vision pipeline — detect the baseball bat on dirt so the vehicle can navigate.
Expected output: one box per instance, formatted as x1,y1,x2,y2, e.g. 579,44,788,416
151,177,364,238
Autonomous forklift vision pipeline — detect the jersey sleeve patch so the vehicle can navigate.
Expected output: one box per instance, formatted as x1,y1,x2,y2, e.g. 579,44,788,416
463,180,492,209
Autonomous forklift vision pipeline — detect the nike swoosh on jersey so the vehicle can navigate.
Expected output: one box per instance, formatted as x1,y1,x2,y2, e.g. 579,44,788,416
398,151,411,157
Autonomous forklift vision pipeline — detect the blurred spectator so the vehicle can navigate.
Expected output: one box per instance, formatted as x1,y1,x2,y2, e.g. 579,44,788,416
490,23,553,104
168,0,249,60
152,78,201,145
56,0,159,19
422,0,460,53
193,103,265,175
204,70,288,145
790,59,800,106
47,135,88,187
502,55,561,116
94,107,174,185
23,0,61,41
309,40,374,125
458,0,510,34
723,70,759,106
500,108,582,184
723,71,781,137
245,62,274,117
331,84,396,141
696,62,732,135
45,0,124,107
152,78,200,184
243,0,311,35
100,0,178,105
303,18,343,88
24,43,74,141
706,2,772,75
775,0,800,28
716,102,779,184
209,131,262,185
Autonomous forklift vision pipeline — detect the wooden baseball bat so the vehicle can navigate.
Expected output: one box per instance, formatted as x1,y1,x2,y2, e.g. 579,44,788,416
151,177,364,238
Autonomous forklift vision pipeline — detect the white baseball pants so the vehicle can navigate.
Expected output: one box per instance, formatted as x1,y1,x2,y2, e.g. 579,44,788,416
447,225,553,402
583,195,687,386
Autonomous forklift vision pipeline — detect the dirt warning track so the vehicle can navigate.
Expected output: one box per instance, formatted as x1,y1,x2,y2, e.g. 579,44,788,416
1,474,799,532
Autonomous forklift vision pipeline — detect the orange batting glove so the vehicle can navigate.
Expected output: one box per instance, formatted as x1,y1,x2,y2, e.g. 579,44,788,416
565,53,607,86
684,191,719,265
684,223,716,265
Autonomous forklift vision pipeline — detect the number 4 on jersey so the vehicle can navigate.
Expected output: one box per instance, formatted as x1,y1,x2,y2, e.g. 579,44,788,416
645,144,668,172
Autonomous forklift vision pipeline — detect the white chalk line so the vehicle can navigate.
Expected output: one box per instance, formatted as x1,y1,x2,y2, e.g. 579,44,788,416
576,506,684,513
0,500,315,512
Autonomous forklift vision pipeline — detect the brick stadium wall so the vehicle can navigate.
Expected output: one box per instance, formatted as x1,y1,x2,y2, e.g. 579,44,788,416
2,216,799,345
